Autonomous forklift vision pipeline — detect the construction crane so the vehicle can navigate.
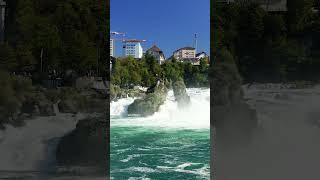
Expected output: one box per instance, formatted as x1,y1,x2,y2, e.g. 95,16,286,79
193,33,198,54
110,31,126,57
110,31,125,35
110,31,126,41
110,31,147,57
123,39,146,43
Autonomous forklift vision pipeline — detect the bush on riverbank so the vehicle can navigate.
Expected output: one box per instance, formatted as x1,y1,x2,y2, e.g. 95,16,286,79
110,83,146,101
0,71,34,128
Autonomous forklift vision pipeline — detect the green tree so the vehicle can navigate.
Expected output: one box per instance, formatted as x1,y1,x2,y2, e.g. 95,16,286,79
16,0,36,42
287,0,314,34
264,14,286,41
0,43,17,71
15,43,36,72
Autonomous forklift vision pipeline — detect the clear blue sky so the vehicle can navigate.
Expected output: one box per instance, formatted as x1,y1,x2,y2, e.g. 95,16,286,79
111,0,210,58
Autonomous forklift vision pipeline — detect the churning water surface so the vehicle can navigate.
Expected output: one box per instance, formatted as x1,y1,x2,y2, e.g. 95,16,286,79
110,89,210,180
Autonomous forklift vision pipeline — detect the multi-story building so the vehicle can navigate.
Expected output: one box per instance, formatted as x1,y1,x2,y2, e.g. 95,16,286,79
173,47,196,60
110,39,115,57
124,41,143,59
146,45,166,64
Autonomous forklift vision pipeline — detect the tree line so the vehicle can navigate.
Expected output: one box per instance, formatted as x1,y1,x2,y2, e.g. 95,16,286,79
0,0,108,81
111,55,209,88
0,0,108,126
213,0,320,83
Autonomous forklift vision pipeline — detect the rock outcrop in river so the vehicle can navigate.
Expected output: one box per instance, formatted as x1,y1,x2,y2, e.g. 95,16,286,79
172,78,190,108
55,117,108,175
127,81,168,117
211,49,258,147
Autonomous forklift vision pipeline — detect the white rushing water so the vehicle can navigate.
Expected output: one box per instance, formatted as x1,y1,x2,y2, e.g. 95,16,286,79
110,88,210,129
110,88,210,180
0,114,82,171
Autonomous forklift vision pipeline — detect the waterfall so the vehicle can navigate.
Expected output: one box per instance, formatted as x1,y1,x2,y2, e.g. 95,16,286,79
111,88,210,129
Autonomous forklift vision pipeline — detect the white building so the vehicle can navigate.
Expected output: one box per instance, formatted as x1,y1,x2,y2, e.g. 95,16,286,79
110,39,115,57
173,47,196,60
146,45,166,64
196,52,208,59
124,41,143,59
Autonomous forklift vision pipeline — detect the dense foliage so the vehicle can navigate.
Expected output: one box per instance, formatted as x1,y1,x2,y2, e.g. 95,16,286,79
213,0,320,83
2,0,107,77
0,70,34,128
0,0,108,128
111,55,209,88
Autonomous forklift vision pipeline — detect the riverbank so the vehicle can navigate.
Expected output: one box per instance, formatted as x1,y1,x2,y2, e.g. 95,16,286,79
0,75,108,129
0,75,108,176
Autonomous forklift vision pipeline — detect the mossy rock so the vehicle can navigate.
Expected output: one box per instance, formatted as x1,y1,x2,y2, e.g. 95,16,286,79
127,82,167,116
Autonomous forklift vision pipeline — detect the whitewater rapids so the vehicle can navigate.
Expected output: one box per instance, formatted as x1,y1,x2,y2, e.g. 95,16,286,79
110,88,210,179
110,88,210,129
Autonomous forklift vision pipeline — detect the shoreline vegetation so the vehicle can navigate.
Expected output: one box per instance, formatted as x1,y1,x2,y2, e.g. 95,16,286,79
110,54,209,101
110,54,208,117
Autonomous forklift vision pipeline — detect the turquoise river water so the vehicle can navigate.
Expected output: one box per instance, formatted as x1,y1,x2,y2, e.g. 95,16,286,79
110,89,210,179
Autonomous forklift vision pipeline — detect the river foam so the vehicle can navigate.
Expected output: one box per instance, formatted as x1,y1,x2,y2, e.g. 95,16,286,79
110,88,210,129
0,114,83,172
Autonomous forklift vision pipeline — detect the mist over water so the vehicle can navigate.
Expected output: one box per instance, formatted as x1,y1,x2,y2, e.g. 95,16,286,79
218,84,320,180
110,88,210,179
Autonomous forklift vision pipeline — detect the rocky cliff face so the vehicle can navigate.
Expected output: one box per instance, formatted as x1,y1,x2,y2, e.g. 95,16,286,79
211,49,258,148
53,87,108,175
